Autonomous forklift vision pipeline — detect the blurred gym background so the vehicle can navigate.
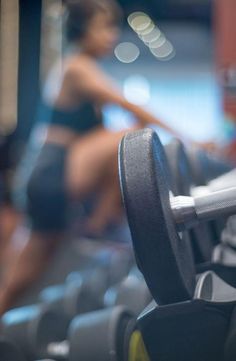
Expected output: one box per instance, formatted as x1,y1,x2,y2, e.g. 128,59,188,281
1,0,236,162
0,0,235,306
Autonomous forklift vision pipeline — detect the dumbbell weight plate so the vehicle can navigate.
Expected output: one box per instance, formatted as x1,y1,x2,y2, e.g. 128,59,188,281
1,305,69,360
165,139,214,262
165,139,194,196
63,269,106,317
187,147,232,186
187,150,233,241
104,274,152,316
0,338,26,361
119,128,196,305
68,306,135,361
1,305,41,359
29,307,69,359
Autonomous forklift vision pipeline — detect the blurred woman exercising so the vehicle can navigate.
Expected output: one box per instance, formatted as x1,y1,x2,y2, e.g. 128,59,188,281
0,0,190,313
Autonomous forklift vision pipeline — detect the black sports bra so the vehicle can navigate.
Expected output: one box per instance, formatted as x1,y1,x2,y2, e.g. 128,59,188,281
36,100,103,133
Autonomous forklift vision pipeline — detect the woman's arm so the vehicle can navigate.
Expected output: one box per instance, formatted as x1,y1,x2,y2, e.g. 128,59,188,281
68,57,182,139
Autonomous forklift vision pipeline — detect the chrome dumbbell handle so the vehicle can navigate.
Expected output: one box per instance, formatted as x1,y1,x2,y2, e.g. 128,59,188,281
191,169,236,196
208,169,236,192
47,340,69,358
195,187,236,221
171,187,236,232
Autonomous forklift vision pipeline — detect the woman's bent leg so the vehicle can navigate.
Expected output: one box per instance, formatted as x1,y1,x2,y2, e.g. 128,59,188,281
0,229,63,314
66,128,129,197
66,128,129,234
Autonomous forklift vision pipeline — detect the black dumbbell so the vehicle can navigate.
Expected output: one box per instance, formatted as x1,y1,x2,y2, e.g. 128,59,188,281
39,268,108,320
165,138,236,284
187,147,235,244
41,265,150,320
165,139,236,262
165,139,217,263
118,129,236,360
38,306,135,361
1,274,145,360
104,267,152,316
0,337,26,361
119,128,236,305
39,248,133,319
186,146,233,186
2,304,136,361
189,156,236,248
0,305,69,361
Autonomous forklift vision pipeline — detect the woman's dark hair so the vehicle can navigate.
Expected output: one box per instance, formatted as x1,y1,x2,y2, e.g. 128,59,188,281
63,0,122,43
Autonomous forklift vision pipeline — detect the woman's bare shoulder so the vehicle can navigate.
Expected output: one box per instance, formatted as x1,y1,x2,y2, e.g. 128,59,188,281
65,54,100,78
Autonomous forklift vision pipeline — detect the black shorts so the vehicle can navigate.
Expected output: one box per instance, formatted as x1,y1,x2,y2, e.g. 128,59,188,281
13,138,68,232
27,143,68,231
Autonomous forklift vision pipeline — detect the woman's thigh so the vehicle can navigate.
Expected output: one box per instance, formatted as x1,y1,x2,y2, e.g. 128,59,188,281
66,127,131,198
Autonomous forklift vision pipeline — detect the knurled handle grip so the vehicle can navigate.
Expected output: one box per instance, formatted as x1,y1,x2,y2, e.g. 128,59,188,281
194,187,236,222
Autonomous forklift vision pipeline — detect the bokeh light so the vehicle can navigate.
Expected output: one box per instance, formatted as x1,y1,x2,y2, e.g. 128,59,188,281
123,75,151,105
149,34,166,49
138,22,155,36
127,12,176,62
114,42,140,63
127,12,151,33
150,40,175,60
140,27,161,44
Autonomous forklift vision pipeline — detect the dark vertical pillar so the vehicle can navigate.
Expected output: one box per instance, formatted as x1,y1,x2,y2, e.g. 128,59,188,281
17,0,42,142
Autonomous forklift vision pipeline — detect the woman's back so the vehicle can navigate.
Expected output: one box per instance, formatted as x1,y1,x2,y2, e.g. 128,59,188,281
38,56,103,135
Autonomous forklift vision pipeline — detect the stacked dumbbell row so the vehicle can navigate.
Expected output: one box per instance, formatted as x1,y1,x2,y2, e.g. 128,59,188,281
0,251,151,360
1,128,235,361
0,304,137,361
119,128,236,361
165,139,236,264
0,337,60,361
